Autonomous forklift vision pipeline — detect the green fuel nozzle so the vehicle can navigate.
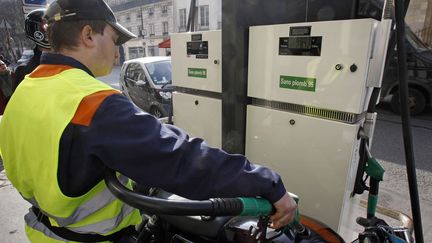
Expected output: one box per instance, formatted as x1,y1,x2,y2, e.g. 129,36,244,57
238,197,273,216
365,157,385,218
237,192,300,221
287,192,300,226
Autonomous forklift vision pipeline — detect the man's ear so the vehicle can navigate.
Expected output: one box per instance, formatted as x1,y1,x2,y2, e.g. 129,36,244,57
81,25,96,48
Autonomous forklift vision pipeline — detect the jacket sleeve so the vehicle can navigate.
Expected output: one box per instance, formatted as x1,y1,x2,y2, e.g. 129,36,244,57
88,94,286,203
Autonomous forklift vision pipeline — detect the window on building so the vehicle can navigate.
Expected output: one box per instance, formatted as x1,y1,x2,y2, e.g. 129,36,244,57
128,47,145,60
179,8,186,31
148,46,159,56
149,23,155,36
161,5,168,14
199,5,209,29
126,13,131,22
137,11,142,19
148,7,154,16
163,22,169,36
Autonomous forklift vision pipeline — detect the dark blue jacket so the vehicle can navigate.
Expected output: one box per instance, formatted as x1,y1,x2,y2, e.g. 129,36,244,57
38,53,286,203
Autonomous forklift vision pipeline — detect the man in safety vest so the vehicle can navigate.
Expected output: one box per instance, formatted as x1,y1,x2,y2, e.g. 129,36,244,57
0,0,297,242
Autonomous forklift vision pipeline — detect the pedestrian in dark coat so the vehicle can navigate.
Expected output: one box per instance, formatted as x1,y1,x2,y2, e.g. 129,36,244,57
0,55,10,66
0,60,13,115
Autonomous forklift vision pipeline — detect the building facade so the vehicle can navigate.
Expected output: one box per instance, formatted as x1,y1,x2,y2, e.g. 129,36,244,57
110,0,173,61
107,0,432,61
172,0,221,33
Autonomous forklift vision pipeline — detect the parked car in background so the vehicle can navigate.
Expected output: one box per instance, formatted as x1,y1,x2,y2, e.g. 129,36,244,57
381,27,432,115
16,49,34,66
120,56,172,118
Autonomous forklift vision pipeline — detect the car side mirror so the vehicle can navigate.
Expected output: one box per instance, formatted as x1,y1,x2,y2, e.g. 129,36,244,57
136,80,147,86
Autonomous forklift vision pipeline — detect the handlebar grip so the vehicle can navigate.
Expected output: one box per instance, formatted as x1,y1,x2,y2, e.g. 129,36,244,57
238,197,273,216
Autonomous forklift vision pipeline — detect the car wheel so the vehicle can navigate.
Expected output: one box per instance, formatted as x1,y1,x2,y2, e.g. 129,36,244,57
150,106,164,118
390,88,426,115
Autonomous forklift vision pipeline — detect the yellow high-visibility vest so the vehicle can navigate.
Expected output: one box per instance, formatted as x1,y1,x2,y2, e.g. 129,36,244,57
0,67,141,242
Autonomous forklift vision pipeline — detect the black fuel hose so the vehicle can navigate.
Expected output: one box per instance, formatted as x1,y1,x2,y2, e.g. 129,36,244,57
104,168,274,217
394,0,424,242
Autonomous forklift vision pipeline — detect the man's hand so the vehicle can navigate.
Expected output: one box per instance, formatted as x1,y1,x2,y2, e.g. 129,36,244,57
269,192,297,229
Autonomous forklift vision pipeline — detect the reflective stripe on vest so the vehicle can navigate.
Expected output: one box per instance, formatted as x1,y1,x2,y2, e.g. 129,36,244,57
0,67,142,239
24,175,129,227
69,203,137,234
25,209,68,241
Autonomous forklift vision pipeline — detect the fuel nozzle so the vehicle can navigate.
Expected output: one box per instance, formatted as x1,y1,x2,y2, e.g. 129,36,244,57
288,192,300,226
284,193,310,238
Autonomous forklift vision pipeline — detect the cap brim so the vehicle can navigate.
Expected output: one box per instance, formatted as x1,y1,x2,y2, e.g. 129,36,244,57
108,22,136,45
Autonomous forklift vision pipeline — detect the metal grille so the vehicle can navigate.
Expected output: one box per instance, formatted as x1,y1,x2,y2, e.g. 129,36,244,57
173,87,222,99
251,98,364,124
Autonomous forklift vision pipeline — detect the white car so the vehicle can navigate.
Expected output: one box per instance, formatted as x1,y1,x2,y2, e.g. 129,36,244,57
119,56,172,118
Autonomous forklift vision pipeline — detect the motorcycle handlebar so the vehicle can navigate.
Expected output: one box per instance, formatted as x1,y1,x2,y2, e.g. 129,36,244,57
104,168,274,217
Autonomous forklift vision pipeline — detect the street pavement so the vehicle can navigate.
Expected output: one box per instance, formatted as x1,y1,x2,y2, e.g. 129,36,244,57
373,101,432,172
0,176,29,243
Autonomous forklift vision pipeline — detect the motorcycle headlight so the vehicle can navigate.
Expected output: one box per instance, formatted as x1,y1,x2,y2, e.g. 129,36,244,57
159,91,172,100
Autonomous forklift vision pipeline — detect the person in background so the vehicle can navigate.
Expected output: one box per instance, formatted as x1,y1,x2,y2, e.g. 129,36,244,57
13,8,51,91
0,60,13,115
0,55,10,67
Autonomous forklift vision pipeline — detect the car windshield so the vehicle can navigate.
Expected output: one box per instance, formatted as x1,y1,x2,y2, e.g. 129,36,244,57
145,60,172,85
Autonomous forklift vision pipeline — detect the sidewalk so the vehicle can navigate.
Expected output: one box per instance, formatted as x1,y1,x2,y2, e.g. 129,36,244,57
0,170,29,243
369,160,432,242
0,159,431,242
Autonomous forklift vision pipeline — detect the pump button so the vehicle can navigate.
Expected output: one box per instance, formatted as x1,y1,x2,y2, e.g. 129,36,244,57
335,64,343,70
350,64,358,72
195,100,199,105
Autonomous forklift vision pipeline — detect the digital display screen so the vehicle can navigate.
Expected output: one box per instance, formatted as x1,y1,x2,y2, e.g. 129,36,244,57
290,26,311,36
191,34,202,41
187,41,208,57
288,37,312,49
279,37,322,56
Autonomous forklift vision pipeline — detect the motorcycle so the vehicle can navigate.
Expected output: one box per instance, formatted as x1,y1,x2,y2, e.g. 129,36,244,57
105,156,415,243
104,168,345,243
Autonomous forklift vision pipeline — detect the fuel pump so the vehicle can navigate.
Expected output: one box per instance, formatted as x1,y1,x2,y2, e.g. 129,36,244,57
245,18,391,240
171,30,222,147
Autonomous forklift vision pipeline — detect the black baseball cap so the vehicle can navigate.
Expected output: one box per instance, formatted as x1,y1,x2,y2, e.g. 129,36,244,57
44,0,136,45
